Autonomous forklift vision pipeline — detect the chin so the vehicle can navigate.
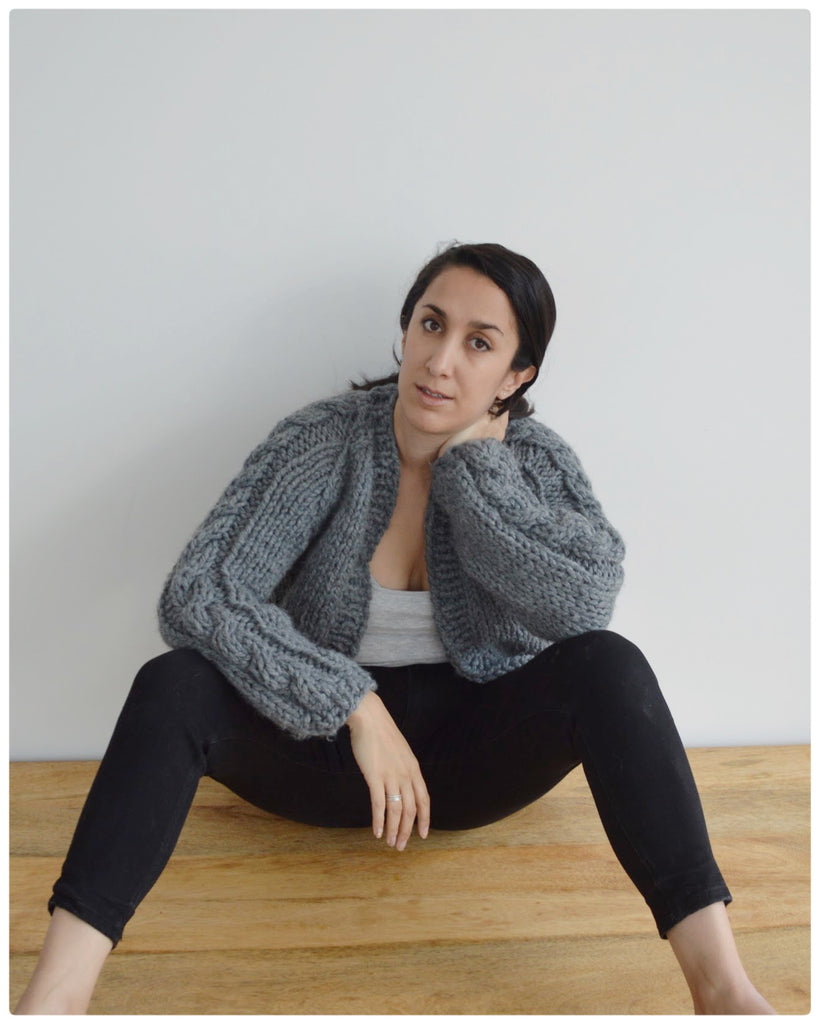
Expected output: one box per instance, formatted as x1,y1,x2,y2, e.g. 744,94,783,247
405,405,454,436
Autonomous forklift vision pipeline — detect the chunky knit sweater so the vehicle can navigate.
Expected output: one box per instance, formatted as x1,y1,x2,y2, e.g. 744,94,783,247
158,383,625,740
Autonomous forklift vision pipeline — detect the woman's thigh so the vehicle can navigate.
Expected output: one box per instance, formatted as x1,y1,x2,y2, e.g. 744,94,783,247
101,649,408,831
406,630,674,831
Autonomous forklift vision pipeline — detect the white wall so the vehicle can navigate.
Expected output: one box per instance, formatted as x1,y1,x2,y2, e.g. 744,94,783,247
10,10,809,759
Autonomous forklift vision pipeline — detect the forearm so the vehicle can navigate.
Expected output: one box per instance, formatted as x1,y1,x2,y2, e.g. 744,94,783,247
430,437,625,636
159,575,376,739
156,404,368,737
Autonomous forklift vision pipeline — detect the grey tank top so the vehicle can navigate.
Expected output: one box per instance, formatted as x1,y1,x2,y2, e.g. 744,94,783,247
354,574,449,667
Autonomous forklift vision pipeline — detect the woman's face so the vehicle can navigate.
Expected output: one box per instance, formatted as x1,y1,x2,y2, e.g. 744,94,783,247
397,265,535,437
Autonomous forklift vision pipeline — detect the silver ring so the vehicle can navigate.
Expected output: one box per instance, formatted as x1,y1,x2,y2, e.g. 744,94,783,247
386,794,402,802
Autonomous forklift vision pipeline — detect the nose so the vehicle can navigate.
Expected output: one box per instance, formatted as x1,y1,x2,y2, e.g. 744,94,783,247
425,335,457,377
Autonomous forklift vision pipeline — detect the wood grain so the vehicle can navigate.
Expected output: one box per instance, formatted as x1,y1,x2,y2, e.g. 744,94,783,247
9,746,810,1014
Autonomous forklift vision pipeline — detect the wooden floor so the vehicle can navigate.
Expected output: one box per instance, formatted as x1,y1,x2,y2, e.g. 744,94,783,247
10,746,810,1015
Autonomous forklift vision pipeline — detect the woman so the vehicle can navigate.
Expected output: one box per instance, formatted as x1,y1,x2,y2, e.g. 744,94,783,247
15,243,774,1014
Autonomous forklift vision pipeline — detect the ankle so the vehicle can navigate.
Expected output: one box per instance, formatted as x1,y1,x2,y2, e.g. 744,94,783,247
15,909,112,1014
693,976,776,1015
15,976,93,1015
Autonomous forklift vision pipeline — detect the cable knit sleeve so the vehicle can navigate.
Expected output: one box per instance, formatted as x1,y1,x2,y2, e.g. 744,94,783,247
157,404,376,740
429,423,625,640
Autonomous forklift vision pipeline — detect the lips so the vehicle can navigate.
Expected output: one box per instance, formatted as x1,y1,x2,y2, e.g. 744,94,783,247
417,384,452,401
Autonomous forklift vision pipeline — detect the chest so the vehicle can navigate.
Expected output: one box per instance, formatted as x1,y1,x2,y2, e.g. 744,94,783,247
368,468,431,591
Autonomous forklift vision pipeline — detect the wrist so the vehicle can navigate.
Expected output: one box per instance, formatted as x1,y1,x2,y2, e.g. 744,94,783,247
346,689,381,729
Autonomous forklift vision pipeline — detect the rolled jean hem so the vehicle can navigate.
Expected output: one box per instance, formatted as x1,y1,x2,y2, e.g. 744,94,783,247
47,891,129,949
653,885,733,940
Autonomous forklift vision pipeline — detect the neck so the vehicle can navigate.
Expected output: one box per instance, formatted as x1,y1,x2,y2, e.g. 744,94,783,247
392,402,442,471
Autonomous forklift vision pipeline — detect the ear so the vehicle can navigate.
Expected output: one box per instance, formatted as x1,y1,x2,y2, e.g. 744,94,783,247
497,364,536,400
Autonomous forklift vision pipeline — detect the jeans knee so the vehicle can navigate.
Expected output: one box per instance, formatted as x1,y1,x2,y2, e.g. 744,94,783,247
562,628,644,666
561,629,662,710
129,648,229,724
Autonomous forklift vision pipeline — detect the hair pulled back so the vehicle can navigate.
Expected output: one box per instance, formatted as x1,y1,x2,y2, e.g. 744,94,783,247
354,241,557,419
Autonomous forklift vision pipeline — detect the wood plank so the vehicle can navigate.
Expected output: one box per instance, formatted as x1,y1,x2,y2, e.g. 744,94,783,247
9,928,810,1015
11,853,807,955
9,747,809,1014
11,834,808,908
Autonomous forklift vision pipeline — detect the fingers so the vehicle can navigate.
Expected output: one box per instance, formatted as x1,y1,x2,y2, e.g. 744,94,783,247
368,782,413,846
370,789,385,840
382,782,409,850
370,776,429,851
382,774,430,852
415,776,431,841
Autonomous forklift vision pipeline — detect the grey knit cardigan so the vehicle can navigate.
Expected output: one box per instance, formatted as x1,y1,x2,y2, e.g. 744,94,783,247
158,383,625,740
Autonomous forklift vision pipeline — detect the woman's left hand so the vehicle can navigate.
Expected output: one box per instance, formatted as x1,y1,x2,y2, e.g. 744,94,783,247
437,410,509,459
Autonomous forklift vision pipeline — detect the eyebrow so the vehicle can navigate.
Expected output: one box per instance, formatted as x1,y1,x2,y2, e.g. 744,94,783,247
422,303,504,335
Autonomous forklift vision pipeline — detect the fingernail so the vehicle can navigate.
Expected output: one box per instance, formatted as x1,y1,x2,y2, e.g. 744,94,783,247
397,839,406,851
387,834,396,847
375,828,383,839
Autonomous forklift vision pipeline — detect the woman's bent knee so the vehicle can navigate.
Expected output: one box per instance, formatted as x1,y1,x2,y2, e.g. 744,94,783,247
562,629,647,666
128,648,235,726
555,630,662,709
135,646,220,684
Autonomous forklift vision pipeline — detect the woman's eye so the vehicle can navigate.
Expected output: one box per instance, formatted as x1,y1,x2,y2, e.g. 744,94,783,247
470,337,491,351
421,317,441,332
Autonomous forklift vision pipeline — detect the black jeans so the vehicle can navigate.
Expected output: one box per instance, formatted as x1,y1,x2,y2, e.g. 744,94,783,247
48,630,730,946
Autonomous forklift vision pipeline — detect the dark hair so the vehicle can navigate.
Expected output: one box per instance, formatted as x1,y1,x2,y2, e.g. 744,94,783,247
352,242,557,419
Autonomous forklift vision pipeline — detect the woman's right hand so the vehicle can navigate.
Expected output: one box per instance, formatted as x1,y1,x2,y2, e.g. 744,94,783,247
346,691,430,851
